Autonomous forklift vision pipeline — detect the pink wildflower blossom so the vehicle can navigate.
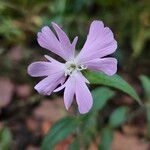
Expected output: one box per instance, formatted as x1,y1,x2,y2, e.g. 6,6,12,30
28,20,117,114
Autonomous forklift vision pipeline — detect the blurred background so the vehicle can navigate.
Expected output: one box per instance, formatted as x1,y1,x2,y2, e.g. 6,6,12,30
0,0,150,149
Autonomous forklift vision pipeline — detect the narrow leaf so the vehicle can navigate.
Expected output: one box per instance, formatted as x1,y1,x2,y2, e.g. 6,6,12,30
41,116,78,150
92,87,115,112
109,106,128,128
86,71,141,104
140,75,150,100
99,127,113,150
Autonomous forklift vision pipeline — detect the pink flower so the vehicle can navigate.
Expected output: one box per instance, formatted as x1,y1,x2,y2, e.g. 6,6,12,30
28,20,117,114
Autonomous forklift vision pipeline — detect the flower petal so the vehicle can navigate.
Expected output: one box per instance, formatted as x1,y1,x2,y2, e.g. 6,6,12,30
34,72,64,95
37,26,66,58
53,82,66,92
78,72,90,84
83,58,117,76
44,55,65,67
54,72,91,112
28,59,64,77
52,22,75,60
28,62,52,77
75,73,93,114
71,36,78,53
76,20,117,63
64,77,75,110
38,24,78,61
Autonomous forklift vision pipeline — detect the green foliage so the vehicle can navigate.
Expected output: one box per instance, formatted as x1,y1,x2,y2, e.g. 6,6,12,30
0,18,23,42
131,6,150,58
41,116,79,150
140,75,150,100
91,87,115,112
79,114,97,148
99,107,128,149
0,128,12,150
86,71,141,104
99,127,113,150
69,139,80,150
109,107,128,128
140,75,150,137
0,0,149,56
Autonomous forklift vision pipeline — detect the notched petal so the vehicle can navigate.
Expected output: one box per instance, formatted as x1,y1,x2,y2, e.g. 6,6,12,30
76,20,117,63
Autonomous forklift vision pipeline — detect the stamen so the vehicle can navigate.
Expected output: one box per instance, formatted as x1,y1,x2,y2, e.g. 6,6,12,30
77,65,87,71
64,60,87,76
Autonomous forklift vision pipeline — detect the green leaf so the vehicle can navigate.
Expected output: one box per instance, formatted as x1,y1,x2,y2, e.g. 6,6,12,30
140,75,150,100
79,114,97,148
86,71,141,104
140,75,150,137
69,139,80,150
0,128,12,150
99,127,113,150
109,106,128,128
92,87,115,112
41,116,79,150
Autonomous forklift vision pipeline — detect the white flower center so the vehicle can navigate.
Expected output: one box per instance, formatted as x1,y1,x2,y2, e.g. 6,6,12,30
64,60,86,76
